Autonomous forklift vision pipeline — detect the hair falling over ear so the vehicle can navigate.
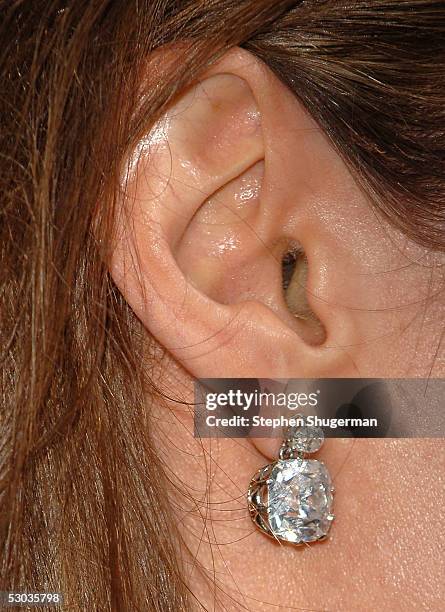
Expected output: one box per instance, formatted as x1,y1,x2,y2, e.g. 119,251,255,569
1,1,444,610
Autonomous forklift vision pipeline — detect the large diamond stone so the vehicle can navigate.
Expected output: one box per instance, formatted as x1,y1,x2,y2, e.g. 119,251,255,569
267,458,334,543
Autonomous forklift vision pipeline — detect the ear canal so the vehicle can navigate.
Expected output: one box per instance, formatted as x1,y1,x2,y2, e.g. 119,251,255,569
281,246,326,344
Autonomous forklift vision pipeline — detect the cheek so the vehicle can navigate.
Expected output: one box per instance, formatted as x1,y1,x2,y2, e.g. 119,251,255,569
311,207,443,375
273,128,445,376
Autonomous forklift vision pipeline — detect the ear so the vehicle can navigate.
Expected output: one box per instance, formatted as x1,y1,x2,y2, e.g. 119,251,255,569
110,47,434,388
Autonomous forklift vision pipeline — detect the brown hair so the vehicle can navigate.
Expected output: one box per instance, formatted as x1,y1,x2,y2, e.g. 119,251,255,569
1,1,444,609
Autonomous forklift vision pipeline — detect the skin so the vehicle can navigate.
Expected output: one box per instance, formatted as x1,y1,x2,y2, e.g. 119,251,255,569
111,48,445,610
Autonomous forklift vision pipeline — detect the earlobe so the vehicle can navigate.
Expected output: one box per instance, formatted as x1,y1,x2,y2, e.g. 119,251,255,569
110,48,354,382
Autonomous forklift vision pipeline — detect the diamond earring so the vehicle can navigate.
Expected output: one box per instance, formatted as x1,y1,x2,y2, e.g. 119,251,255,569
247,417,335,545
